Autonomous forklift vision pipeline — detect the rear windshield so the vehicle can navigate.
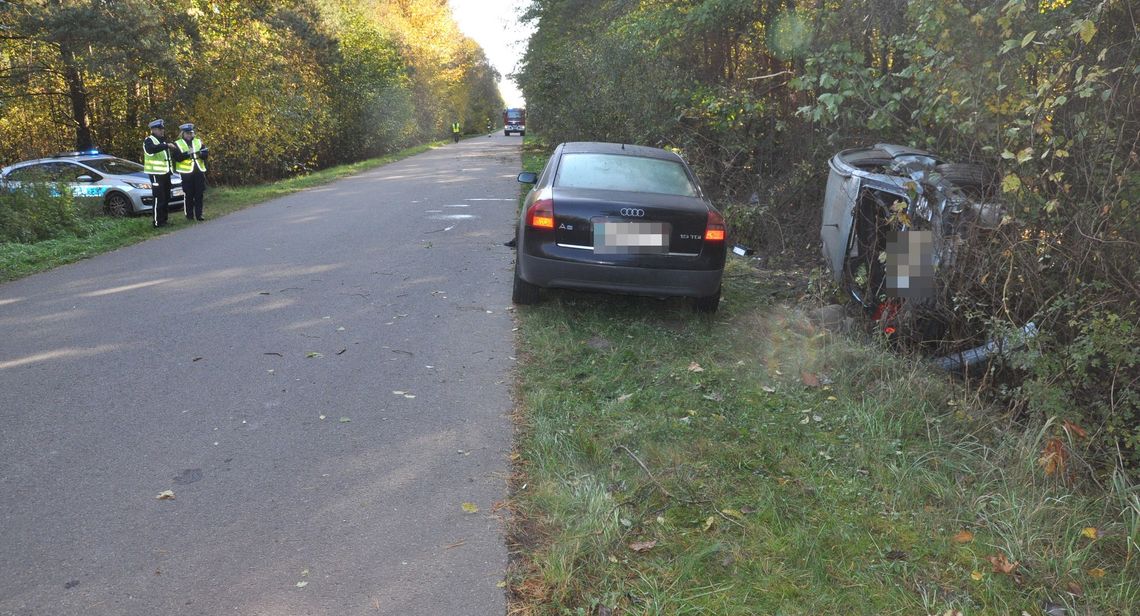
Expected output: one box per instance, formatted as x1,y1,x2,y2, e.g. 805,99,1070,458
554,153,697,197
84,157,143,175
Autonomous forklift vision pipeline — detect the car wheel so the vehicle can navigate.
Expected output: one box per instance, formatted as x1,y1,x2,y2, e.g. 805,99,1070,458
520,131,526,137
103,191,132,217
504,131,510,137
693,286,721,313
512,259,539,305
935,163,995,198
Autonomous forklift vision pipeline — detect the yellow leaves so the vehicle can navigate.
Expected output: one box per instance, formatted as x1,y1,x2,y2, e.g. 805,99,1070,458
461,502,479,513
1001,173,1022,194
952,530,974,544
1081,527,1099,540
970,570,985,581
1076,19,1096,45
703,516,716,531
720,508,745,520
1088,567,1107,578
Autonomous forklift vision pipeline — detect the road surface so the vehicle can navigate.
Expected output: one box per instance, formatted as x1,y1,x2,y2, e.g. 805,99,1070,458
0,134,522,615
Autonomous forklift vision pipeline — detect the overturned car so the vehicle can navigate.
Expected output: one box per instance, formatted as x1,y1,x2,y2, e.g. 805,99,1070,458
820,144,1026,364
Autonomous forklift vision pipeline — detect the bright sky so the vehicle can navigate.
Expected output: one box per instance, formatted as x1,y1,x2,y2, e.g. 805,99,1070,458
448,0,534,108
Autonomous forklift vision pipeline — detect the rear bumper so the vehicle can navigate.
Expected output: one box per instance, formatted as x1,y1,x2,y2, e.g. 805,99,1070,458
519,253,723,298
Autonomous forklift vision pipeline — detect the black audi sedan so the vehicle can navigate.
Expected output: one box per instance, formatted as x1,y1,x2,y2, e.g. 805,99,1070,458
513,142,727,312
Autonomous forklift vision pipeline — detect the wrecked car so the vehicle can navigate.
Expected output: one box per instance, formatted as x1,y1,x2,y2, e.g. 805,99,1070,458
820,143,1014,360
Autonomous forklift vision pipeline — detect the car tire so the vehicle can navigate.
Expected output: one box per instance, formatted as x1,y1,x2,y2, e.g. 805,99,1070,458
104,191,132,217
693,286,721,313
936,163,997,200
520,131,526,137
512,259,540,305
504,131,510,137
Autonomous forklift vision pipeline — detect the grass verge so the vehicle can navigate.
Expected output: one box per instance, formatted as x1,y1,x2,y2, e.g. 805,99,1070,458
0,142,440,282
507,259,1139,614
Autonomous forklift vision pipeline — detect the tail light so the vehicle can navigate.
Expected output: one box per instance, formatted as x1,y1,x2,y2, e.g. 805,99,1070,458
526,192,554,230
705,210,726,242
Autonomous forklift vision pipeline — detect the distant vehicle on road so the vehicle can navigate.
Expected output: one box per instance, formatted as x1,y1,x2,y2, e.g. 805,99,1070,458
0,151,185,216
503,108,525,137
513,142,727,312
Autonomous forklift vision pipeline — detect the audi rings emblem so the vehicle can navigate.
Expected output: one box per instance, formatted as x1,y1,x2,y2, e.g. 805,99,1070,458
620,208,646,218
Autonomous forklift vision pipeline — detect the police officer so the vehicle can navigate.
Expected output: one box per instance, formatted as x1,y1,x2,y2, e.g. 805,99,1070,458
142,119,178,227
174,123,208,221
451,120,461,143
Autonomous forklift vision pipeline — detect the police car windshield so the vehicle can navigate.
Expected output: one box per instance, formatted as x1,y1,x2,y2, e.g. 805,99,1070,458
84,158,144,175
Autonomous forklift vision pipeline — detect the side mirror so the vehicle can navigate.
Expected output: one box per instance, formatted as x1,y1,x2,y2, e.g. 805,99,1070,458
76,175,96,183
517,172,538,184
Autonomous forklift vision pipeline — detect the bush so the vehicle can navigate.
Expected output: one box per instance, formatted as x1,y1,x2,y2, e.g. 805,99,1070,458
0,183,85,243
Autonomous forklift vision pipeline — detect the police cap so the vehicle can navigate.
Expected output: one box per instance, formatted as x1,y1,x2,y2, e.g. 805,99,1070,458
148,119,165,129
179,123,195,132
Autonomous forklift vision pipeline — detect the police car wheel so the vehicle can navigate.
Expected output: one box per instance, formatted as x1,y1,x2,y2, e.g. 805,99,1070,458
104,192,132,217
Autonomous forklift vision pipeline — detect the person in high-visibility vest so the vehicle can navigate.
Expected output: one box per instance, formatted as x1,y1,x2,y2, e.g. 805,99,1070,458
451,121,461,143
174,123,209,221
142,118,179,228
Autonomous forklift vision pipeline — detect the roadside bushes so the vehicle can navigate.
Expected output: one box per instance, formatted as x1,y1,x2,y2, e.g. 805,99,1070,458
0,185,85,244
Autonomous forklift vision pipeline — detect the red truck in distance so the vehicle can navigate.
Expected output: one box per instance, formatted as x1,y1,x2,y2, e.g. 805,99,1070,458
503,108,526,137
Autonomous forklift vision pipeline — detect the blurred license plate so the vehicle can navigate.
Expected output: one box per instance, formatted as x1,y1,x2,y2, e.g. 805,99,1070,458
593,221,669,254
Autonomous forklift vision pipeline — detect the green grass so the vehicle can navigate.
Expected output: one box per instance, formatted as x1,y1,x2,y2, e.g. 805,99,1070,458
507,262,1140,614
0,142,441,282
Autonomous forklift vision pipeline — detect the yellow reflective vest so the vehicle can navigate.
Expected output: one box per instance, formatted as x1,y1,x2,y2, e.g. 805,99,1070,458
143,135,171,174
175,137,207,173
451,122,461,133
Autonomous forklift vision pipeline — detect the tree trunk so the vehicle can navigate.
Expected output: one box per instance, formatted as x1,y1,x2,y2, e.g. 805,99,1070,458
58,40,93,150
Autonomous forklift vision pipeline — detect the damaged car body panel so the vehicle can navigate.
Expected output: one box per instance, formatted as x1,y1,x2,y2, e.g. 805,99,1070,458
821,143,1002,311
820,143,1032,370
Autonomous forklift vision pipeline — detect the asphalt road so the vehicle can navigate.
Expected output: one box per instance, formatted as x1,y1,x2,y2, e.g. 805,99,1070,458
0,134,522,615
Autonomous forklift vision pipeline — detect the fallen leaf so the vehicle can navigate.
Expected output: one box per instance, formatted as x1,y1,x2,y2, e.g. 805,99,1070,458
296,581,308,588
1087,567,1106,578
306,352,323,358
761,385,776,393
392,391,405,395
156,490,175,500
688,362,704,373
617,393,633,402
1039,436,1068,477
801,371,821,387
1066,580,1084,595
1063,420,1088,439
953,530,975,544
740,505,757,514
988,553,1019,574
1081,527,1099,540
721,508,744,520
461,502,479,514
339,417,351,423
496,580,507,588
970,571,984,581
629,540,657,552
703,516,716,531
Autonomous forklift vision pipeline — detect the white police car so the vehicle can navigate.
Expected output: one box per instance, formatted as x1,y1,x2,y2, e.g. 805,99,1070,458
0,150,184,216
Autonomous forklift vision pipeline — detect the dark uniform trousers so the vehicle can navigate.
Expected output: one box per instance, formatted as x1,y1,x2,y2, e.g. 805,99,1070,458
182,170,206,219
150,173,172,226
